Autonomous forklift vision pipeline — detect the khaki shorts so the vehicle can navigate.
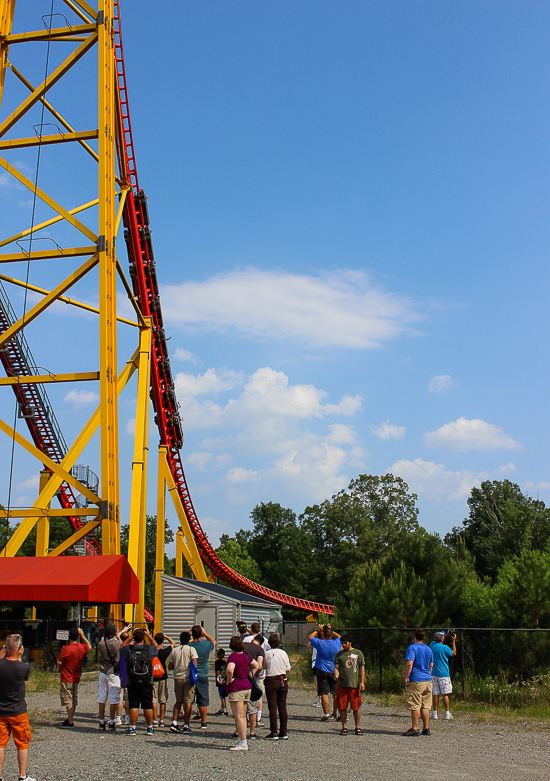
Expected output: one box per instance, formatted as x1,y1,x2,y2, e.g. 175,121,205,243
174,678,194,704
60,681,79,707
153,679,168,704
406,680,432,711
228,689,251,703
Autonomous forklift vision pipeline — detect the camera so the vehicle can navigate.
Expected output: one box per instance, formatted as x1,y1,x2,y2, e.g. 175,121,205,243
447,628,456,637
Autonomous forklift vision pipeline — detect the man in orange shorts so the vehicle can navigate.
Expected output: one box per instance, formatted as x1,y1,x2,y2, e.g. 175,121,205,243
0,633,35,781
333,634,365,736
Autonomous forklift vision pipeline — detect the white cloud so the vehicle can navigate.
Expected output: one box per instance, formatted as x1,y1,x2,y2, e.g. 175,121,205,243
324,424,358,445
17,475,39,492
161,268,423,349
428,375,455,393
187,451,231,471
525,481,550,492
387,458,518,502
63,389,99,407
226,467,260,484
175,368,243,396
370,419,406,440
173,347,197,364
424,417,522,452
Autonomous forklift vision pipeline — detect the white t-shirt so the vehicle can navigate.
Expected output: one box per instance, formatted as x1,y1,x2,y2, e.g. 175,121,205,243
243,634,270,653
265,648,291,677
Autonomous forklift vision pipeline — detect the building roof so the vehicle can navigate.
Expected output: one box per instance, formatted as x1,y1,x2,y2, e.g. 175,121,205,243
163,574,278,607
0,555,139,604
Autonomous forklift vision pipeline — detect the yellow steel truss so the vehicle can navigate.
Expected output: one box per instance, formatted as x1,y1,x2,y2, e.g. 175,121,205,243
0,0,154,620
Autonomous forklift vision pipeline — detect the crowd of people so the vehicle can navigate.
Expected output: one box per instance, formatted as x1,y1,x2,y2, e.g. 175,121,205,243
0,621,457,777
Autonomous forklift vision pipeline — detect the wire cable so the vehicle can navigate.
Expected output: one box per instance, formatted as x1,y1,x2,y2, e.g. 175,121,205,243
4,0,56,554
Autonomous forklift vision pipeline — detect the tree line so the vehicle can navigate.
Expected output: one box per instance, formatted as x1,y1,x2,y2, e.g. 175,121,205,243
216,475,550,628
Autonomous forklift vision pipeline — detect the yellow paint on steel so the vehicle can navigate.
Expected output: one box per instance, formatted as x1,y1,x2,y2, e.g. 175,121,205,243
0,508,101,517
0,129,98,149
115,259,147,328
0,348,139,557
6,62,100,165
48,520,101,557
0,372,100,385
35,470,52,558
0,1,16,99
0,417,101,505
0,246,97,262
0,272,138,326
0,254,99,350
126,321,152,623
0,32,97,137
61,0,95,24
154,446,168,633
0,157,98,242
6,23,96,44
0,199,100,248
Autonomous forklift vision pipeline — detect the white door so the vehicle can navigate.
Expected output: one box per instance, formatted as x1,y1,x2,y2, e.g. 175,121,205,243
195,605,217,644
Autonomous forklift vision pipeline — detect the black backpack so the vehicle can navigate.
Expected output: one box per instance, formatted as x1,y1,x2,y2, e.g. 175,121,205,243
128,647,151,682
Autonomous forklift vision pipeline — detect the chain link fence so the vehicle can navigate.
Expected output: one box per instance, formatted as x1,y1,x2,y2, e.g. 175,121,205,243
282,624,550,708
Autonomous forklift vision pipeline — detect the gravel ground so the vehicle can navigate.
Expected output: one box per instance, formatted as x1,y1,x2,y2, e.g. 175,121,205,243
5,680,549,780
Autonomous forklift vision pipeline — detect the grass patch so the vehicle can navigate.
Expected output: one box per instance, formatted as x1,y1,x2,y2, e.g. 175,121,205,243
26,671,60,693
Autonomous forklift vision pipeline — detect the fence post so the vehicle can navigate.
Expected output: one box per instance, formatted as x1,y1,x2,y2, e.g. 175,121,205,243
379,628,383,693
46,618,51,671
461,630,465,698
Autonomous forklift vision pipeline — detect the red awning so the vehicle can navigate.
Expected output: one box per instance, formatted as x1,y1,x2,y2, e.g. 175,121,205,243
0,555,139,604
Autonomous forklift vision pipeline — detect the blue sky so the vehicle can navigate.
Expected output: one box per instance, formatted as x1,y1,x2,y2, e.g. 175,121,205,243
1,1,549,551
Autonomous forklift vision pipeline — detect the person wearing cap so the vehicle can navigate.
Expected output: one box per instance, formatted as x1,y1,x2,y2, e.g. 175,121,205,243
236,621,248,640
97,623,123,731
56,626,91,728
430,630,456,721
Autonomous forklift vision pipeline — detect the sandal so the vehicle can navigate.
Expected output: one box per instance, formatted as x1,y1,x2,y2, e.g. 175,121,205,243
340,727,348,735
355,727,363,735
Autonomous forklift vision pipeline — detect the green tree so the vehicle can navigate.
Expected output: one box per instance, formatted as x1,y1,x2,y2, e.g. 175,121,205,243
494,549,550,628
216,535,262,581
120,515,175,612
0,514,85,556
337,532,472,627
300,474,422,603
445,480,550,580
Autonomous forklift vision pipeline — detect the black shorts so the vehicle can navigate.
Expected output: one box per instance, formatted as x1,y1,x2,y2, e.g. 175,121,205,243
316,669,338,697
127,682,154,711
194,676,209,707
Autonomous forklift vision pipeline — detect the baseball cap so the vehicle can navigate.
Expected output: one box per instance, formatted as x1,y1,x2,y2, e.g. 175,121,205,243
434,631,445,640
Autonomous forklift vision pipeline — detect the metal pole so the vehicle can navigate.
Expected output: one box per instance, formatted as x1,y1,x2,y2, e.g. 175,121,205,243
379,628,383,693
461,630,465,697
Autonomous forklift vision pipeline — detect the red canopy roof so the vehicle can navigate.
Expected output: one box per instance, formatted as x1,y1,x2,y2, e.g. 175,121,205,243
0,555,139,604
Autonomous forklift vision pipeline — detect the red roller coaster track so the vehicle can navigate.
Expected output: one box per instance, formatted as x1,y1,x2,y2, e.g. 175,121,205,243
1,3,334,617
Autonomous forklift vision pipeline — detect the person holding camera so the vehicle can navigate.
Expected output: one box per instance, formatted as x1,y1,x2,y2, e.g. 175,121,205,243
430,630,456,721
97,622,124,732
308,624,341,722
0,634,35,781
56,626,91,728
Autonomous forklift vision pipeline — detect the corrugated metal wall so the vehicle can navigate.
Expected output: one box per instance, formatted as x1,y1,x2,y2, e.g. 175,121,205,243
161,575,197,642
239,604,273,637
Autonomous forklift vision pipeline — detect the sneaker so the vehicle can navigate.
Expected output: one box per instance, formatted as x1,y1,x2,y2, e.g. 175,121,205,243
123,727,136,735
159,720,165,727
19,776,37,781
60,719,74,728
321,715,329,722
223,710,229,715
183,725,191,733
146,726,154,735
248,733,256,739
421,728,431,736
445,712,454,720
114,716,122,726
108,722,116,732
170,724,183,734
214,709,224,715
431,711,438,719
279,733,289,740
232,731,239,738
200,723,207,730
402,728,419,736
229,742,248,751
264,732,279,740
123,715,130,725
99,721,106,731
152,720,158,727
256,719,264,727
329,713,338,720
313,699,322,707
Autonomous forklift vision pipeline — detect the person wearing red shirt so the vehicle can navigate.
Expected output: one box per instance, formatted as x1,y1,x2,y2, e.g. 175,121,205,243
56,627,90,728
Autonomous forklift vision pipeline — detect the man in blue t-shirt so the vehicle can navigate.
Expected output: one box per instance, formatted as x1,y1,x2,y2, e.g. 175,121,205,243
403,628,434,737
190,626,216,729
429,630,456,721
308,625,341,721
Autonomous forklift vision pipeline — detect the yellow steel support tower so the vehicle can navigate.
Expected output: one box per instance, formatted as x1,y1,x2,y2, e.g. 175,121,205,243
0,0,149,618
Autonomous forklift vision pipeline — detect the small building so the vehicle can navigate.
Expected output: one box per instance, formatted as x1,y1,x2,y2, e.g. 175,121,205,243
160,574,282,650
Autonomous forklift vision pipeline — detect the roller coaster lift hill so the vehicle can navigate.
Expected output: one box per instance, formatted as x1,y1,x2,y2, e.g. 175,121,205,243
0,0,334,624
